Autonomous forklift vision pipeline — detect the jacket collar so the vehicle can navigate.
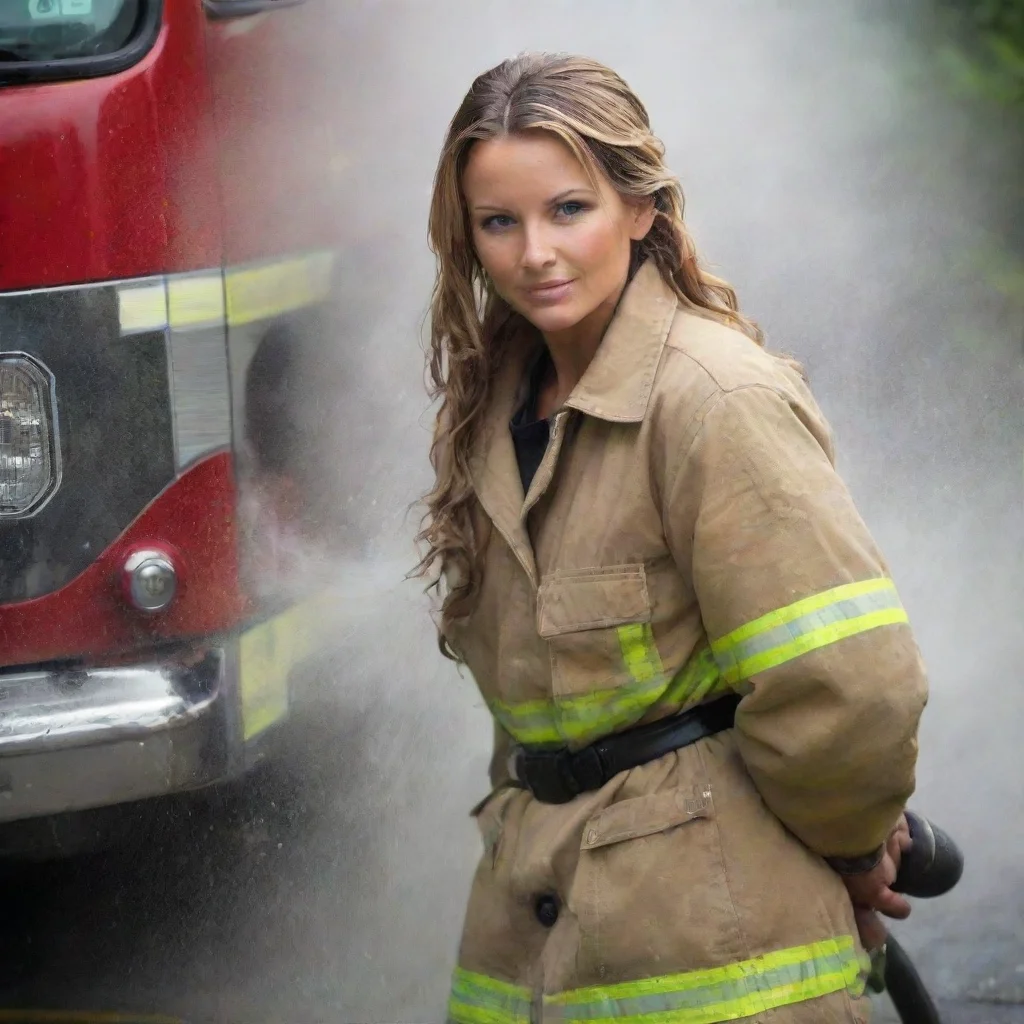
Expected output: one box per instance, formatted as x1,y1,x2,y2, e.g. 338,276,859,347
468,261,680,583
469,337,536,581
565,259,679,423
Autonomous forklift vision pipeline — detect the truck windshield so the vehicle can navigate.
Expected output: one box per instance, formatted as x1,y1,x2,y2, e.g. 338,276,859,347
0,0,141,63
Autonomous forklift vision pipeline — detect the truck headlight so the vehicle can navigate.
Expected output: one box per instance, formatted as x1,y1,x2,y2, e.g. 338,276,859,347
0,353,61,519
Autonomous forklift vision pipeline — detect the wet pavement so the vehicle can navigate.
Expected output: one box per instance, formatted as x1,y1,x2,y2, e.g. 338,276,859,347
0,562,486,1021
2,1,1024,1021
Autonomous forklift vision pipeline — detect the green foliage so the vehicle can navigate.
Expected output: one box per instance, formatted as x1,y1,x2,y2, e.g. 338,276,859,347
934,0,1024,103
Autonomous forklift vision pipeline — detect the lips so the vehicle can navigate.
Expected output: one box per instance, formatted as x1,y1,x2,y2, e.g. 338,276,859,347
525,279,574,303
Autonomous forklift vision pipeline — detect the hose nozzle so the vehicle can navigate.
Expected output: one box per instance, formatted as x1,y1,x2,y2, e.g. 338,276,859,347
891,809,964,899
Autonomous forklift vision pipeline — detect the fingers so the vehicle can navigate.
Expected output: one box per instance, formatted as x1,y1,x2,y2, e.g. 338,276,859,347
872,887,912,921
884,833,905,876
893,815,913,853
880,847,899,887
854,906,889,951
844,819,917,948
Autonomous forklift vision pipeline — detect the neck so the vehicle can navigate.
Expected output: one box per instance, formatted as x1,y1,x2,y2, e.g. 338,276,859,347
542,286,623,405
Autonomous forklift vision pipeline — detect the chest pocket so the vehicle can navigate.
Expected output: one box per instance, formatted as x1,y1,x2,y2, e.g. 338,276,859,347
537,564,670,746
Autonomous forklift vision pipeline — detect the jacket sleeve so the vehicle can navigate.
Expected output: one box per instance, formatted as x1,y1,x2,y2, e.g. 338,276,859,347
662,381,929,858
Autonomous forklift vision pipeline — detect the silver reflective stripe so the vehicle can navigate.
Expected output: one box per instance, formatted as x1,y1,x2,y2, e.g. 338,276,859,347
720,587,903,669
711,578,909,684
545,937,866,1023
448,968,532,1024
166,273,231,469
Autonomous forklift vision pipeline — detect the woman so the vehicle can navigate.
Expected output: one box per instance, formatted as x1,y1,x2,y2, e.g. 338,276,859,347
416,52,928,1024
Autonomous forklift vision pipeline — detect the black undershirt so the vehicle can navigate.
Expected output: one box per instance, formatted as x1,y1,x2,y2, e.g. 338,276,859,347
509,348,552,497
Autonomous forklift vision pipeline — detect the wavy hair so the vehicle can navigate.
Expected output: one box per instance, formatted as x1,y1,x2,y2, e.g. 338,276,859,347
414,52,765,658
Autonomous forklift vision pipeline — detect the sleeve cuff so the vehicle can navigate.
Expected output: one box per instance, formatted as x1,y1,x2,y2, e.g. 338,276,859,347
824,846,885,875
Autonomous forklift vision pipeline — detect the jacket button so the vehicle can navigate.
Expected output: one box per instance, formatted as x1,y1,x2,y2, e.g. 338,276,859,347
535,894,560,928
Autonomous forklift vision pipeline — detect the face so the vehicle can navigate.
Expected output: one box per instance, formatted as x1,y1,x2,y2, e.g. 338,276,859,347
462,131,655,342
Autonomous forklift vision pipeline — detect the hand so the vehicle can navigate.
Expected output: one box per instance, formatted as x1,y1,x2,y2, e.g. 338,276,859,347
841,815,913,950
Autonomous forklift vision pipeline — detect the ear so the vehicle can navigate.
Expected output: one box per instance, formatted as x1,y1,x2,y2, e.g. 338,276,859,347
628,196,656,242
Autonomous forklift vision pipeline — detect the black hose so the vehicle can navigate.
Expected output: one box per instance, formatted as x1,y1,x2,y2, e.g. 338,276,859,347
871,810,965,1023
837,812,963,1022
884,933,944,1024
892,811,964,899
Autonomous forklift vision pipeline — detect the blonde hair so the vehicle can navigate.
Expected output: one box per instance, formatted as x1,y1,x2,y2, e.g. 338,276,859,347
414,52,764,657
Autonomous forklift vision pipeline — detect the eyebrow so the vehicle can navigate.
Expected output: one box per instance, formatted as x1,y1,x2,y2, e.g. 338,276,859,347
548,187,596,205
471,187,597,213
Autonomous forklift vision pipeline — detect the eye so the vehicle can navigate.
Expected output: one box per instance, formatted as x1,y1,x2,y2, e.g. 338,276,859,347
556,201,587,219
481,214,515,231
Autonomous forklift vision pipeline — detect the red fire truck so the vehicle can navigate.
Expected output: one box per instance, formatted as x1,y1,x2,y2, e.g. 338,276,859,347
0,0,344,846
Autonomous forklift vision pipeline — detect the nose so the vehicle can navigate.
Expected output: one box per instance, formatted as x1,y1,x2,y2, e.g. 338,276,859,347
520,222,556,271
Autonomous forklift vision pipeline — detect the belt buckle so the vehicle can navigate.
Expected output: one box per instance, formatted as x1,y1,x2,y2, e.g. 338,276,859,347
509,746,573,804
570,744,606,794
509,744,607,805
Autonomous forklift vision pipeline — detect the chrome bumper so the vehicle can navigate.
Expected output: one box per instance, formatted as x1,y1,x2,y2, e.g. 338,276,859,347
0,644,258,823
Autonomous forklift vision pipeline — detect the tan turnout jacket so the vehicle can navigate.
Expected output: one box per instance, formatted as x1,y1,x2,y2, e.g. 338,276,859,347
444,261,929,1024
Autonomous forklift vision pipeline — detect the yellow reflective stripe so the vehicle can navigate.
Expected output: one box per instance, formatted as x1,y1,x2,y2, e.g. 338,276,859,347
489,685,661,746
659,644,730,706
617,623,664,685
448,968,531,1024
117,280,168,334
226,250,334,326
116,253,333,334
490,671,669,746
716,578,898,648
722,608,908,683
239,592,333,740
491,637,731,747
711,578,908,685
554,677,664,742
489,694,562,745
168,272,226,329
545,936,867,1023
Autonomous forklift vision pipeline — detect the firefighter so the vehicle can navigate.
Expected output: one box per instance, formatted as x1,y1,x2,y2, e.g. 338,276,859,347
415,52,928,1024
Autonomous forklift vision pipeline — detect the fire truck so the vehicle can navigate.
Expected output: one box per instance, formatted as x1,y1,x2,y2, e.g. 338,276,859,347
0,0,344,849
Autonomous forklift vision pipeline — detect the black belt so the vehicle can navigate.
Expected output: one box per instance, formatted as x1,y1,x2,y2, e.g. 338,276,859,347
508,694,741,805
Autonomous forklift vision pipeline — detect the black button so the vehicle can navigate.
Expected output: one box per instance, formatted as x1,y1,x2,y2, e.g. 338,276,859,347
535,894,560,928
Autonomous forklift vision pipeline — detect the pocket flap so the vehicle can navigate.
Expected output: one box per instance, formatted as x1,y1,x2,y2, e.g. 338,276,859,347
581,784,713,850
537,564,651,638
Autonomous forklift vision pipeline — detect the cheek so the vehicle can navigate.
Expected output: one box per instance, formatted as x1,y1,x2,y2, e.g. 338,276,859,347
569,217,632,280
472,231,514,283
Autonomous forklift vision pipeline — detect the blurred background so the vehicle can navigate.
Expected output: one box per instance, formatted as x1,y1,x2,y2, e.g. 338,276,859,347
0,1,1022,1021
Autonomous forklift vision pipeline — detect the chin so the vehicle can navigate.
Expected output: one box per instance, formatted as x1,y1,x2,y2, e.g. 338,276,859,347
523,303,588,335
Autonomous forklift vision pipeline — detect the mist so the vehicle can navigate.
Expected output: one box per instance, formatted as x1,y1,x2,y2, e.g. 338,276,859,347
316,0,1024,1012
314,0,1024,1012
4,1,1023,1020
